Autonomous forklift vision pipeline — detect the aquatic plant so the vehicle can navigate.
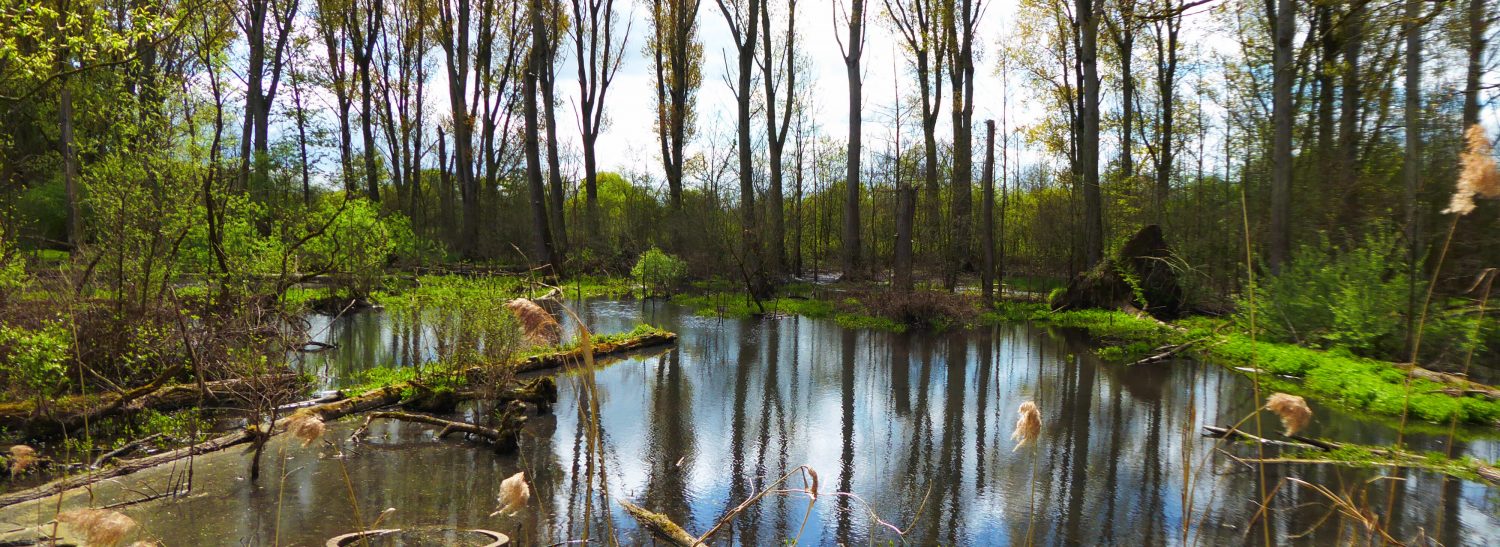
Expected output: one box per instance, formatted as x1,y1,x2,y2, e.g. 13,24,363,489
1264,393,1311,436
505,298,561,345
1443,124,1500,216
8,444,36,475
284,410,325,448
1011,401,1041,451
491,471,530,517
57,508,138,547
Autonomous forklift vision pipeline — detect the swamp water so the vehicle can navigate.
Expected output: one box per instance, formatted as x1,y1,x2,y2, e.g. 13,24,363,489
2,299,1497,545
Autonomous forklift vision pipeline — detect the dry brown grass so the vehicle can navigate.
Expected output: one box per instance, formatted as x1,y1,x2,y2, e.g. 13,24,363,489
1444,124,1500,216
285,410,326,447
506,298,561,345
57,508,138,547
491,471,530,517
1012,401,1042,451
8,444,36,475
1265,393,1311,436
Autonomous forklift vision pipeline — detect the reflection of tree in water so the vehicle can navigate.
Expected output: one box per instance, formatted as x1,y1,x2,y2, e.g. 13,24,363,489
562,372,618,542
642,349,695,531
751,318,793,541
836,328,857,544
724,323,760,544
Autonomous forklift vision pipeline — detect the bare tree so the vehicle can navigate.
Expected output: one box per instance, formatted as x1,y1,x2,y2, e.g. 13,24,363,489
981,119,996,304
885,0,947,265
945,0,982,287
573,0,632,242
347,0,382,201
715,0,766,292
835,0,866,279
314,0,355,193
236,0,300,191
759,0,797,274
539,0,567,253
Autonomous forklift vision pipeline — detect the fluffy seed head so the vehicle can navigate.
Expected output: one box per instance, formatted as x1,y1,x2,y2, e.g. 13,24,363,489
9,445,37,475
506,298,561,345
1011,401,1042,451
285,411,326,448
57,508,138,547
491,471,530,517
1444,124,1500,216
1265,393,1312,436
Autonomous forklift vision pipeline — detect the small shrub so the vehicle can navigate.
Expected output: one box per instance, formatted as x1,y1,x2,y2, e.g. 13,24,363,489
631,247,688,297
0,320,71,401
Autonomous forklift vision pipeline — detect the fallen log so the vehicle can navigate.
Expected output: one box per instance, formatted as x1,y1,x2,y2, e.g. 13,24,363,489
349,403,528,454
1202,425,1321,451
90,434,162,469
0,374,306,437
619,499,696,547
513,330,678,374
0,385,403,509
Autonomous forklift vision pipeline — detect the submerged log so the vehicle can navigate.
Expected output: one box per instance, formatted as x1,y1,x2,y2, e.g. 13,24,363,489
0,374,306,437
619,499,697,546
350,411,515,452
1050,224,1184,320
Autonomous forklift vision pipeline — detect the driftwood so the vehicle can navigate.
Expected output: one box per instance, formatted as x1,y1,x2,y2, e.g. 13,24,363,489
89,434,162,469
0,374,305,436
351,411,502,443
1202,425,1321,451
1127,338,1202,366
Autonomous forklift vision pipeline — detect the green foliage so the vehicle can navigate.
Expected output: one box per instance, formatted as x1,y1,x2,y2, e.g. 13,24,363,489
631,247,688,297
0,320,71,400
1241,230,1412,357
0,233,25,301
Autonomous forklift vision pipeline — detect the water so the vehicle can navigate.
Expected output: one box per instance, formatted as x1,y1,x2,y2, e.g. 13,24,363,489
3,299,1497,545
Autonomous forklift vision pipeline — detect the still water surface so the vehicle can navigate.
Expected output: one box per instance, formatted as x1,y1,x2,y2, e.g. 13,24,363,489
4,299,1497,545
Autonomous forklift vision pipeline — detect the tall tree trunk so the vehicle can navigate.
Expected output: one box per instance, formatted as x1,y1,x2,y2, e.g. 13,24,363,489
1078,0,1103,267
1337,0,1363,215
894,186,915,291
947,0,978,289
1465,0,1487,127
351,0,382,202
840,0,864,279
715,0,763,293
526,0,561,271
293,76,312,206
1403,0,1423,350
1268,0,1295,272
541,37,567,254
1152,8,1180,226
1106,1,1136,211
1314,5,1336,161
981,120,996,305
760,0,795,275
60,76,82,249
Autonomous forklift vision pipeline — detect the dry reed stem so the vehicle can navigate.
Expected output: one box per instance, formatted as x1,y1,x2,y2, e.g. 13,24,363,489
491,472,530,517
506,298,561,345
8,445,36,475
1264,393,1311,436
1443,124,1500,215
1011,401,1041,451
57,508,138,547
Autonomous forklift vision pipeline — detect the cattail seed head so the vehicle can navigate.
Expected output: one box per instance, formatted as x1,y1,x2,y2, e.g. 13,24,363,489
1444,124,1500,216
57,508,138,547
491,471,530,517
285,411,326,448
506,298,561,345
1265,393,1312,436
1012,401,1042,451
8,445,36,475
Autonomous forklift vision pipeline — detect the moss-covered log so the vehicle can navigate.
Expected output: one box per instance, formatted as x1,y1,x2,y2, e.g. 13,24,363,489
512,330,678,373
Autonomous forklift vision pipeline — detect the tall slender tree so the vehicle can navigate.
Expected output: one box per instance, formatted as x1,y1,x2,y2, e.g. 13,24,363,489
836,0,866,279
539,0,567,253
526,0,562,270
1267,0,1294,271
945,0,982,286
649,0,702,214
1078,0,1103,267
759,0,797,274
715,0,765,291
574,0,632,242
886,0,947,264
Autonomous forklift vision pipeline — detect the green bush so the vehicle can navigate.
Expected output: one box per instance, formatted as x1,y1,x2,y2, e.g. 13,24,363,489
1241,230,1411,357
631,247,687,297
0,320,71,400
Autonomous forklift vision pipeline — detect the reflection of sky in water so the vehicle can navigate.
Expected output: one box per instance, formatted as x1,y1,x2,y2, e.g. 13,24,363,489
7,299,1498,546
